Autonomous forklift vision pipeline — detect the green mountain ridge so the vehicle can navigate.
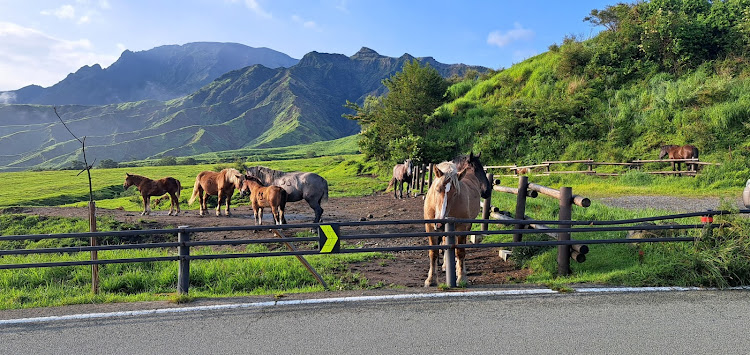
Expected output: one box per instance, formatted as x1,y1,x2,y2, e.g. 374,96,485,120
0,47,486,171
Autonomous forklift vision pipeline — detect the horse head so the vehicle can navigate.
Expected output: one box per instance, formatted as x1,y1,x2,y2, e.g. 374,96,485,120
123,173,134,189
455,152,492,199
658,146,669,159
430,162,466,230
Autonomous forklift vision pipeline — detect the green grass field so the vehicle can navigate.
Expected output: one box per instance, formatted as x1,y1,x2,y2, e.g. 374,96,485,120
1,155,749,310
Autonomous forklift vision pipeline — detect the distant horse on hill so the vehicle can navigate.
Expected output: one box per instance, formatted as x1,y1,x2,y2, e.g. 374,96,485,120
387,159,414,199
188,168,245,216
659,144,699,171
123,173,182,216
245,166,329,223
240,175,288,225
423,152,491,287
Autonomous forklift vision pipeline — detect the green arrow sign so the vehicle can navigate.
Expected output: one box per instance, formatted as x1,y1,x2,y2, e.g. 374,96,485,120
319,224,340,253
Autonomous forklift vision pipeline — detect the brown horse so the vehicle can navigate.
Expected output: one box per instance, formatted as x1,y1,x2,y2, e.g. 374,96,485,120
239,175,288,225
188,168,245,216
423,153,491,287
659,144,699,171
124,173,182,216
386,159,413,199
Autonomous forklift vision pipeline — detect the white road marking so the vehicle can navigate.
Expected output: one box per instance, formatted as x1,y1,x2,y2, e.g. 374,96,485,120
2,286,748,325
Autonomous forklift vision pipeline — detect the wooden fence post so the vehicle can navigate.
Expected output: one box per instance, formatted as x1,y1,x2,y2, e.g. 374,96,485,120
557,187,572,276
89,201,98,294
513,176,528,243
481,173,493,232
177,226,190,294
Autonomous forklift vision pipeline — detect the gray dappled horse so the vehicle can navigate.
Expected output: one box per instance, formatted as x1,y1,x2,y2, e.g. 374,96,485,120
388,159,414,199
245,166,329,223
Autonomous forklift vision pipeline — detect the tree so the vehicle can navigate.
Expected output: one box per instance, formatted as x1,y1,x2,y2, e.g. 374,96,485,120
344,60,448,165
97,159,119,169
156,156,177,166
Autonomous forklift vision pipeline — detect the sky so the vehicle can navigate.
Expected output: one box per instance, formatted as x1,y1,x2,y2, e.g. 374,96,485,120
0,0,616,92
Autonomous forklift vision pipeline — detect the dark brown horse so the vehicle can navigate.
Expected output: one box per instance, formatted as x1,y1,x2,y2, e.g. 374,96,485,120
188,168,245,216
387,159,413,199
245,166,328,223
659,144,699,171
423,153,491,287
123,173,182,216
240,175,288,225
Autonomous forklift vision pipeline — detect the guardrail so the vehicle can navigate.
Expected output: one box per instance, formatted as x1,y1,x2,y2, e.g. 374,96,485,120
1,209,737,290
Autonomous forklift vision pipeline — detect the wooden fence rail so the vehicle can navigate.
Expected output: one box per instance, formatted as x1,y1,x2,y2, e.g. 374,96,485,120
486,158,719,177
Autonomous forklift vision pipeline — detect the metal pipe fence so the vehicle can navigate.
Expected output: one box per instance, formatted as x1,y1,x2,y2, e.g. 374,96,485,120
1,209,745,291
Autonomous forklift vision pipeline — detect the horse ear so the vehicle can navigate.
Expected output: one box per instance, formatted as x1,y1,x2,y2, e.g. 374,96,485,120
125,173,130,177
457,167,468,181
433,164,444,178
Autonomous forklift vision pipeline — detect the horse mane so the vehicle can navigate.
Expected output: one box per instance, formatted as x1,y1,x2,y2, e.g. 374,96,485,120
248,166,286,181
244,175,265,186
222,168,243,185
435,161,461,194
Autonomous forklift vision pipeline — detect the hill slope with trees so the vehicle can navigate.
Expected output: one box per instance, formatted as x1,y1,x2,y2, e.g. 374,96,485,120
348,0,750,184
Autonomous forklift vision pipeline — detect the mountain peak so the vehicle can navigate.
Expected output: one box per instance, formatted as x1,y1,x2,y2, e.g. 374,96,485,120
352,47,381,59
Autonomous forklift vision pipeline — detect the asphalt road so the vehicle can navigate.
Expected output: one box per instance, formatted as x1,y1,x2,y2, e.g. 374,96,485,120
1,289,749,354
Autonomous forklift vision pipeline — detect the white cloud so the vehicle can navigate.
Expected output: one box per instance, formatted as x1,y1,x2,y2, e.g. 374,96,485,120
487,22,535,48
0,22,118,91
0,92,17,104
244,0,272,18
292,15,319,30
41,4,76,20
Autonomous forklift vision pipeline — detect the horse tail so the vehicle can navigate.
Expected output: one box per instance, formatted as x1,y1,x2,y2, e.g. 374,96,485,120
322,179,329,203
386,177,396,192
692,146,699,159
188,176,201,205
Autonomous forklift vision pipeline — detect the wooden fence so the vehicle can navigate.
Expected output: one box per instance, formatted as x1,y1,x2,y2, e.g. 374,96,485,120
485,158,719,177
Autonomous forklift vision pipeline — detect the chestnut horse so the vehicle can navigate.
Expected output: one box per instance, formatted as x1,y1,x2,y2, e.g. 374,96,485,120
387,159,413,199
123,173,182,216
239,175,288,225
423,153,491,287
659,144,699,171
188,168,245,216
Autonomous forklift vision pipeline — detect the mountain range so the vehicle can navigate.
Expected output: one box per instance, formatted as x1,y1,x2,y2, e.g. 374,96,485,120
0,43,486,171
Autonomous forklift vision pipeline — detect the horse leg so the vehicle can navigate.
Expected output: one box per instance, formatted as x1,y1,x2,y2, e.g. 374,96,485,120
257,206,263,225
455,233,468,285
142,195,149,216
425,230,440,287
215,192,223,216
225,196,232,217
170,192,180,216
309,198,324,223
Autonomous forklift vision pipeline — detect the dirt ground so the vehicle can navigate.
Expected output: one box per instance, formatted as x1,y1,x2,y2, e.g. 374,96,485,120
12,193,528,289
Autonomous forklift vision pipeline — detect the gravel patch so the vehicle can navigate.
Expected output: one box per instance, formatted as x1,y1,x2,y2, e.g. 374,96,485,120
597,196,744,212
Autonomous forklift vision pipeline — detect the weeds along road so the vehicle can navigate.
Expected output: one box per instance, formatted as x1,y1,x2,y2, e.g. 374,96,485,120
1,288,749,354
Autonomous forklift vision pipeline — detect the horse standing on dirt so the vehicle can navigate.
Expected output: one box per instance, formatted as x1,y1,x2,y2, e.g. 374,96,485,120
387,159,414,199
123,173,182,216
239,175,288,225
423,153,491,287
188,168,245,216
659,144,699,171
245,166,329,223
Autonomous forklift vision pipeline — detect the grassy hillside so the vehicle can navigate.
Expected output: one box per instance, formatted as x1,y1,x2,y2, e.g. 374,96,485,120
427,0,750,188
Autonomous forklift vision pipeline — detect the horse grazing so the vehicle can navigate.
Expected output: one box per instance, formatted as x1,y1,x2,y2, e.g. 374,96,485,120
188,168,245,216
659,144,699,171
423,152,491,287
239,175,288,225
123,173,182,216
387,159,414,199
245,166,329,223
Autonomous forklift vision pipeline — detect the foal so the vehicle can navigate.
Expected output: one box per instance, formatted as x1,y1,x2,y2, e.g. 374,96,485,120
240,175,288,225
